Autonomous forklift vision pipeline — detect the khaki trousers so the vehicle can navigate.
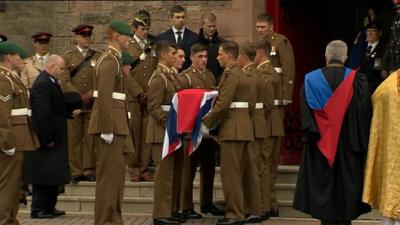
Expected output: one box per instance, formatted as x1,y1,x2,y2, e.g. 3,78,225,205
220,141,249,220
94,135,127,225
152,144,182,218
0,151,23,225
180,138,216,210
127,109,152,178
67,112,95,177
243,140,262,215
259,138,272,212
264,136,282,210
126,101,142,178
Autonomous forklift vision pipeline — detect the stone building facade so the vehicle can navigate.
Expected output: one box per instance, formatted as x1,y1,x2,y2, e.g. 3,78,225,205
0,0,265,55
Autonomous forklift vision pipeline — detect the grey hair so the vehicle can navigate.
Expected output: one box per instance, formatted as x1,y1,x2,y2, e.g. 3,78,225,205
325,40,347,63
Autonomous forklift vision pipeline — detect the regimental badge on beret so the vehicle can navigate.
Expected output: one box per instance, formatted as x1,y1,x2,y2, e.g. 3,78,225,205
133,9,151,27
110,20,132,36
72,24,94,38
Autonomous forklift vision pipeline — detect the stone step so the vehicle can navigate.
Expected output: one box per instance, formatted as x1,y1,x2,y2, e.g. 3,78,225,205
124,165,299,186
25,196,380,220
64,182,295,201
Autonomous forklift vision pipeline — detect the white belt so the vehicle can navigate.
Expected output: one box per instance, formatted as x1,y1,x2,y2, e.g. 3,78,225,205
229,102,248,109
274,100,284,106
255,103,264,109
161,105,171,112
274,99,292,106
127,112,131,119
11,108,31,116
93,90,126,101
274,67,283,73
283,100,292,105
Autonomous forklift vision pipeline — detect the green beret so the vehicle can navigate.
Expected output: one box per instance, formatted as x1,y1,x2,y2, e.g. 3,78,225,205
0,42,20,55
122,51,134,65
110,20,132,36
17,46,28,59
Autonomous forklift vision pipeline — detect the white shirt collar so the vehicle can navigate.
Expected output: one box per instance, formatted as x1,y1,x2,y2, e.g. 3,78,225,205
133,34,146,49
368,41,379,52
172,26,185,43
36,53,49,61
77,45,89,56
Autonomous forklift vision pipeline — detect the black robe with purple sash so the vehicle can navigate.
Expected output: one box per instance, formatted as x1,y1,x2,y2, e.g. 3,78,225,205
293,62,372,222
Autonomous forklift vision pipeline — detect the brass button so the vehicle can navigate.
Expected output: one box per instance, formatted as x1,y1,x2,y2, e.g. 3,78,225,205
83,84,87,87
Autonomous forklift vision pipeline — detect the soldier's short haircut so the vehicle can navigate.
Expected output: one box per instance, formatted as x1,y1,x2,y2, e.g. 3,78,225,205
220,41,239,59
257,14,273,23
200,12,217,24
190,43,207,55
325,40,347,63
169,5,186,18
154,40,177,58
239,42,256,61
252,39,271,56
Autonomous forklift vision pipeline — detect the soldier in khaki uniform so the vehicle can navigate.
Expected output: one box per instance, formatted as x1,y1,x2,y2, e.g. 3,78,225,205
253,39,285,218
147,41,181,225
177,43,223,219
87,20,133,225
256,14,296,217
126,10,158,182
237,42,275,223
62,24,102,183
20,32,53,89
202,41,256,225
0,42,39,224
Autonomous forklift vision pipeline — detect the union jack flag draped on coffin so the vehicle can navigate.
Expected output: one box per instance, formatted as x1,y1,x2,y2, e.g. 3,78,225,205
162,89,218,159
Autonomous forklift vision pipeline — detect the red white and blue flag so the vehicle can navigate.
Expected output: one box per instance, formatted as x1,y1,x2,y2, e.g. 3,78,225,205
162,89,218,159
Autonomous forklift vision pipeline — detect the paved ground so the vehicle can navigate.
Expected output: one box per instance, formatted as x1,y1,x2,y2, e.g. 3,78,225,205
16,214,380,225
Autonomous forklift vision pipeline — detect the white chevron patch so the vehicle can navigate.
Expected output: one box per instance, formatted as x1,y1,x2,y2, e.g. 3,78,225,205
0,94,11,102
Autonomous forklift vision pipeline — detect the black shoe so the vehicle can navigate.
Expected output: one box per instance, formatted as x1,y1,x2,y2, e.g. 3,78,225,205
243,214,263,223
81,174,96,182
52,208,66,217
216,218,244,225
31,211,55,219
70,175,81,184
19,196,27,205
261,211,270,221
182,209,202,219
269,209,279,217
201,203,225,216
171,211,186,223
153,218,180,225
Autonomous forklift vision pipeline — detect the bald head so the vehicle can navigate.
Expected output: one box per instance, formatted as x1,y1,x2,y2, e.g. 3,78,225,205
44,54,65,77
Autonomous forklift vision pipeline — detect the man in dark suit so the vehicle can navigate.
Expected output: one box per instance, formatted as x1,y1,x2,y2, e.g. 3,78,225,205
359,21,385,93
157,5,198,70
24,55,72,219
197,12,225,83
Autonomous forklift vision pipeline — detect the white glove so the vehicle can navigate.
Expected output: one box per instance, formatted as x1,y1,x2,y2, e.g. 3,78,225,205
100,133,113,144
200,123,209,135
2,147,16,156
139,53,146,60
